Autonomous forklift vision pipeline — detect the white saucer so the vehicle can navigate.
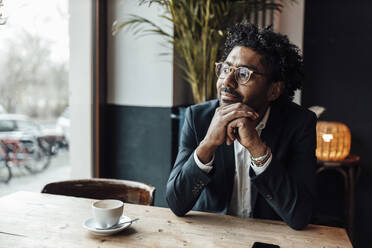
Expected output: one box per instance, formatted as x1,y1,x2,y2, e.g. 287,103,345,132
83,215,132,236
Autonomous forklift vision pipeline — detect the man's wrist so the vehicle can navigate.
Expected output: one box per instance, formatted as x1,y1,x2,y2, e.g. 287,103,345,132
251,147,271,167
243,136,267,158
194,150,214,173
250,152,272,175
196,139,218,164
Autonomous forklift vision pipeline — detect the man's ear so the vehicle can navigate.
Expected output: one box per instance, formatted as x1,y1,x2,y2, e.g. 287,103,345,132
267,81,283,102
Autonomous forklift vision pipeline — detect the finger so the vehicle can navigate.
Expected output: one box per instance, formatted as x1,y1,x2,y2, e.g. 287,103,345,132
226,120,238,144
220,102,258,114
220,103,259,119
222,110,257,124
220,102,246,113
226,135,233,146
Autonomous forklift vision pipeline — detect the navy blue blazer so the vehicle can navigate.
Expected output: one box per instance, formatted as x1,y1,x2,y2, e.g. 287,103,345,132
166,99,317,230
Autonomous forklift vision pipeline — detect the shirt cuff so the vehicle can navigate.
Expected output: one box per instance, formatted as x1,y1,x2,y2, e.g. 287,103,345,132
250,153,272,175
193,150,214,173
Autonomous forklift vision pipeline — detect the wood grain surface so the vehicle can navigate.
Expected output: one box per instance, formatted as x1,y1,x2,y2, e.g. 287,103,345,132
0,191,352,248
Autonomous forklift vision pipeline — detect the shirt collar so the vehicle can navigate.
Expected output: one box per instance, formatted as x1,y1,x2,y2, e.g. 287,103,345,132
256,106,271,131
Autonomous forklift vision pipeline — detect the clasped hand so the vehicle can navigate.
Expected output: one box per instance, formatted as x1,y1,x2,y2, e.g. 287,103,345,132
196,103,267,164
204,103,260,149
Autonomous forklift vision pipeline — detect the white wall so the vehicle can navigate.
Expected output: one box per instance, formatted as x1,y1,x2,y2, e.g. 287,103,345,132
107,0,173,107
279,0,305,104
69,0,92,178
279,0,305,50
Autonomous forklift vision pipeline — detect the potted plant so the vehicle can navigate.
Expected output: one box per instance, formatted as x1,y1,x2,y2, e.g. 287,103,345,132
112,0,292,104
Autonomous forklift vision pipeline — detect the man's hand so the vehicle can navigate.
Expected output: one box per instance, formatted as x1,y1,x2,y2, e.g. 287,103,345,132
196,103,259,163
226,117,256,146
226,116,267,158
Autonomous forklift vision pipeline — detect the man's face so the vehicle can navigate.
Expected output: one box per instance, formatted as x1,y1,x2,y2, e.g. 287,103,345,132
217,46,271,112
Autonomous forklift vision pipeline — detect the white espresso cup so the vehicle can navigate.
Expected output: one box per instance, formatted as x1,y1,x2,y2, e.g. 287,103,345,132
92,199,124,229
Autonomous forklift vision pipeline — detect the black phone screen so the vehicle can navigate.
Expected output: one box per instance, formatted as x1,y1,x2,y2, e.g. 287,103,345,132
252,241,280,248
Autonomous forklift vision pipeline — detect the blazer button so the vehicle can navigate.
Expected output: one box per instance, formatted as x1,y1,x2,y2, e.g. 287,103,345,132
266,194,273,200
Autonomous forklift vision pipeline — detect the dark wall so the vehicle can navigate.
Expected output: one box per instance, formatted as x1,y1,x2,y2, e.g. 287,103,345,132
303,1,372,247
102,104,176,207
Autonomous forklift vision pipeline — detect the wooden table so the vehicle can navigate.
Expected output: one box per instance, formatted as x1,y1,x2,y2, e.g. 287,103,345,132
0,191,352,248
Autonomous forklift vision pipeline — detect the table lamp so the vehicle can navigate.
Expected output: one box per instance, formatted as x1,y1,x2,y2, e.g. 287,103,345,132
316,121,351,161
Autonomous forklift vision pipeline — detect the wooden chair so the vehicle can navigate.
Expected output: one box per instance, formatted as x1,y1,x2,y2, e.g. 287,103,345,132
41,178,155,206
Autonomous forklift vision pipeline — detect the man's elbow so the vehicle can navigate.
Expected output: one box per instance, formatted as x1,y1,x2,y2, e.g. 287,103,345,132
287,211,312,230
169,205,187,217
288,220,309,230
165,185,188,217
166,197,188,217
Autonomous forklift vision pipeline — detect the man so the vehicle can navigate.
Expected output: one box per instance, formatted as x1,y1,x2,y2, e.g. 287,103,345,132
166,23,317,230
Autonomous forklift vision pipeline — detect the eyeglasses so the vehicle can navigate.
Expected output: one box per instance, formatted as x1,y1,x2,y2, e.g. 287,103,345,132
215,62,265,85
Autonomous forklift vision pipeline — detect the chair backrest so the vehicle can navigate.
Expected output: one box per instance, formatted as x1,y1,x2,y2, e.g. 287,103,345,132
41,178,155,206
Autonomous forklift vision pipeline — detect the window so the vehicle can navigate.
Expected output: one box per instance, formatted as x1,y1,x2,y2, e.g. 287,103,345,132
0,0,70,194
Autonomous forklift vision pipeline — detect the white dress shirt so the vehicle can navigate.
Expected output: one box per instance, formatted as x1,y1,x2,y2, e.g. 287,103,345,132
194,107,272,217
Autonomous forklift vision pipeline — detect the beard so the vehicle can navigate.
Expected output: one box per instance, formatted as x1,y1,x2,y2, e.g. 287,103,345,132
218,86,264,114
218,86,243,106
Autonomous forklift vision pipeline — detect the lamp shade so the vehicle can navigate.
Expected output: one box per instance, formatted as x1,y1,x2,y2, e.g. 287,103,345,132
316,121,351,161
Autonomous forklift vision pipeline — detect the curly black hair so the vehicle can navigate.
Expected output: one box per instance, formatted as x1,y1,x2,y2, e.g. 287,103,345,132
223,22,304,101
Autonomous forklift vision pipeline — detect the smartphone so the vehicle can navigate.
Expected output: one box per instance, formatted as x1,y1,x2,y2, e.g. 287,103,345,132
252,241,280,248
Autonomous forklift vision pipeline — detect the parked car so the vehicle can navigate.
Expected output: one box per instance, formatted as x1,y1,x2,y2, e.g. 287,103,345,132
0,114,42,139
41,124,68,154
56,107,70,147
0,114,65,155
0,114,53,173
0,104,7,114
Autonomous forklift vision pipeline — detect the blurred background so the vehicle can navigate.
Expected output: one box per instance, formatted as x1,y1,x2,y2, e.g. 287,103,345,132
0,0,69,195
